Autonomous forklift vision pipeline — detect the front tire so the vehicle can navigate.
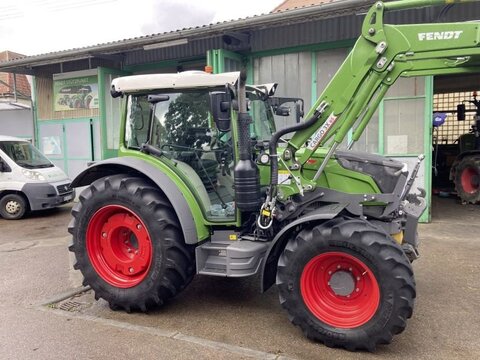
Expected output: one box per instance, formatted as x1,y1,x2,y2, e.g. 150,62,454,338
68,174,195,312
276,218,415,351
0,193,28,219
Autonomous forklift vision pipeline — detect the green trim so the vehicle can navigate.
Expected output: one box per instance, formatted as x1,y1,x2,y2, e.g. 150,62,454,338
420,76,434,223
378,100,385,154
32,77,39,147
98,67,107,159
215,50,224,73
210,48,245,75
98,67,130,159
246,56,254,85
347,128,353,144
61,123,68,173
250,39,356,59
206,50,213,68
102,149,118,159
311,51,317,107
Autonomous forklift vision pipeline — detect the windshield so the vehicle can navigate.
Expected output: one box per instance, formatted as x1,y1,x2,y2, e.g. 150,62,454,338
124,90,277,148
0,141,53,169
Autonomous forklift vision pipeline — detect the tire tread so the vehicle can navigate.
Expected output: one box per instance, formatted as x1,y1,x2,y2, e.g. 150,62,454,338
69,174,195,312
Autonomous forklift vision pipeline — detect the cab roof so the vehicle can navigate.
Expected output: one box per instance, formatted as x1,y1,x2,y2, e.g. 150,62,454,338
111,71,240,95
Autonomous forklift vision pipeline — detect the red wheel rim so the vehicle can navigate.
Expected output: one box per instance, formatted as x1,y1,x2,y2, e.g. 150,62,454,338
461,167,479,194
86,205,152,288
300,252,380,329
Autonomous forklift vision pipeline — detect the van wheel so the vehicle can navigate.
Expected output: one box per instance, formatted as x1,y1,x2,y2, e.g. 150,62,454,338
0,194,28,220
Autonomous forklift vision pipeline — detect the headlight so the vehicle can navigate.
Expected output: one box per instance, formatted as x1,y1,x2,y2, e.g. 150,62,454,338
22,169,46,181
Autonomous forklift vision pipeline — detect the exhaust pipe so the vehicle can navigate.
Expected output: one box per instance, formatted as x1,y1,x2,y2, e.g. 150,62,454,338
234,71,261,212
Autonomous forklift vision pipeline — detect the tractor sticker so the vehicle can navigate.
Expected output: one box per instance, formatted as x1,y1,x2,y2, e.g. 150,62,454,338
53,75,99,111
307,112,337,150
278,170,291,185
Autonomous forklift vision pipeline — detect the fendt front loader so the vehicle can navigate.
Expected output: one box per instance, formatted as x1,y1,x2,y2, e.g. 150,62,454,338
68,0,480,351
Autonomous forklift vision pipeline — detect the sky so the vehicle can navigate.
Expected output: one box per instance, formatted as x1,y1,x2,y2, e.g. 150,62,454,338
0,0,284,56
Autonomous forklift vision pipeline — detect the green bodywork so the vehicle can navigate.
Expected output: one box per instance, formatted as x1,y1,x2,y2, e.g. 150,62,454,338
115,0,480,237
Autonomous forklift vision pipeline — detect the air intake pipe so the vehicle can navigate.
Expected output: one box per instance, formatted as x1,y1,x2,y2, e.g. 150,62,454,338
234,71,261,212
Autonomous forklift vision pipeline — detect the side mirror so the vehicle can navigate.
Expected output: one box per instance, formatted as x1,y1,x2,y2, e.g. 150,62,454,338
295,103,304,123
275,106,291,117
209,92,231,132
148,94,170,104
457,104,466,121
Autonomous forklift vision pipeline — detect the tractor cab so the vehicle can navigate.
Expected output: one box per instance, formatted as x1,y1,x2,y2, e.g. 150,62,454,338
115,71,288,221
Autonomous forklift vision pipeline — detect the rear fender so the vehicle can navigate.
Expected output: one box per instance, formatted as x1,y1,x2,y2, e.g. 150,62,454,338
260,203,347,292
71,157,209,244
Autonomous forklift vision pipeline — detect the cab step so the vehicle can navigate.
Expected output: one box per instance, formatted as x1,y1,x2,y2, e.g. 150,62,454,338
195,238,268,277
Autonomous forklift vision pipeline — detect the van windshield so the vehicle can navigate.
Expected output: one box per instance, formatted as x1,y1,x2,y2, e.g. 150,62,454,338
0,141,54,169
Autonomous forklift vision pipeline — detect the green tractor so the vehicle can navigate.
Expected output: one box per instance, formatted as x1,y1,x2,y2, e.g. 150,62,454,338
69,0,480,351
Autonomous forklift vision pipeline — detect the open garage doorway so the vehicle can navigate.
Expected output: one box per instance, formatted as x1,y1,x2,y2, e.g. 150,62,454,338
431,73,480,216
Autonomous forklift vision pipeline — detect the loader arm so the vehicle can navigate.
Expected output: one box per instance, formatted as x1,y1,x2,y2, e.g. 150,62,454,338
287,0,480,167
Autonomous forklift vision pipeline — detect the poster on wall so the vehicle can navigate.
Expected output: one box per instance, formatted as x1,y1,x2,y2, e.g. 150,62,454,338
53,75,99,111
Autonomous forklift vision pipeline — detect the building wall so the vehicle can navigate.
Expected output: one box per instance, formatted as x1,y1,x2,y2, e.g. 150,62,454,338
0,108,34,139
35,70,102,178
0,51,34,141
251,46,432,221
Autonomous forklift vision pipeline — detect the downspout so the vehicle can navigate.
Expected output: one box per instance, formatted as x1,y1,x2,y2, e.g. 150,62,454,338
31,76,38,146
13,73,17,103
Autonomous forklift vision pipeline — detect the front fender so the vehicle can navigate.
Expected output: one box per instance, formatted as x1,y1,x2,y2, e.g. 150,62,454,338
260,203,347,292
72,156,209,244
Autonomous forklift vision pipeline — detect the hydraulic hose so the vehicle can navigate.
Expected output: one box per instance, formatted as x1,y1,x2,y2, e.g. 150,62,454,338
268,103,327,188
257,103,327,229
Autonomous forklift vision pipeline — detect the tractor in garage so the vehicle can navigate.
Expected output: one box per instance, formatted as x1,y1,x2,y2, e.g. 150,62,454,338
451,91,480,203
68,0,480,351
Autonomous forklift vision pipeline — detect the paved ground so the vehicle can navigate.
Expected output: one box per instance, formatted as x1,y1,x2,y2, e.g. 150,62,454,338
0,197,479,359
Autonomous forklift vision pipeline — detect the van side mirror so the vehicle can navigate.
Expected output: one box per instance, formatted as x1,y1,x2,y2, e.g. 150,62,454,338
209,92,231,132
0,158,11,172
457,104,466,121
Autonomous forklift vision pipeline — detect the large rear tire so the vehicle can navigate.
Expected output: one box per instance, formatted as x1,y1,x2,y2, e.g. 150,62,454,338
276,218,415,351
68,174,195,312
454,156,480,204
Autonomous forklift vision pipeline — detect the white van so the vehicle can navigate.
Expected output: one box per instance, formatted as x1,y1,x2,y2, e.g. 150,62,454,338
0,135,74,219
